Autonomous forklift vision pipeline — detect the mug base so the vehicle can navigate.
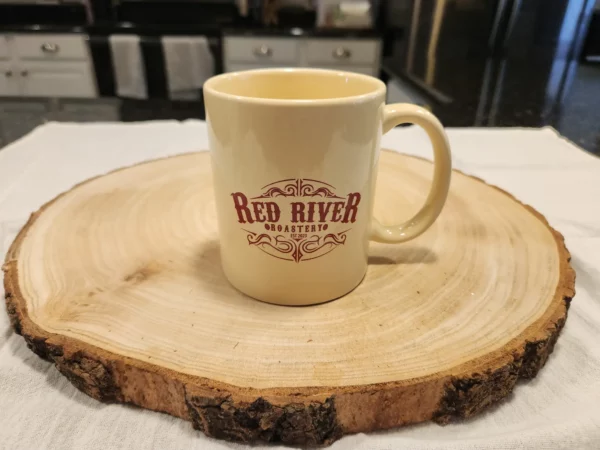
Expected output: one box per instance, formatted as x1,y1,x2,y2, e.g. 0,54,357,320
225,270,367,307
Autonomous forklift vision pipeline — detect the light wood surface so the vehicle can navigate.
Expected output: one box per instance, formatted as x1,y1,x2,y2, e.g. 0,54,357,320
3,150,574,446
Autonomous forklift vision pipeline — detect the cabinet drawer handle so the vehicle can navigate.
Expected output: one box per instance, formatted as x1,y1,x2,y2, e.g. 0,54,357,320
41,43,60,54
5,70,12,77
21,70,28,77
253,45,272,57
333,47,352,59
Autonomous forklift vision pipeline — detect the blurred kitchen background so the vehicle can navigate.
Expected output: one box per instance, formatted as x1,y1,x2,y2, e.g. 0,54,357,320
0,0,599,153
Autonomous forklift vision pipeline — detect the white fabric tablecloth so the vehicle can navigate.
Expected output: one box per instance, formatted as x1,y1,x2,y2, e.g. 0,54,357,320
1,121,600,450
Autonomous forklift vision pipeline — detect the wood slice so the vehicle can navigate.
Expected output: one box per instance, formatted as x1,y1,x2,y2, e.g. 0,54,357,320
3,150,574,446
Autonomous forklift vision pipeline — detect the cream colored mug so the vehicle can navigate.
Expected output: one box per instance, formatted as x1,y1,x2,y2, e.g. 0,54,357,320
204,68,451,306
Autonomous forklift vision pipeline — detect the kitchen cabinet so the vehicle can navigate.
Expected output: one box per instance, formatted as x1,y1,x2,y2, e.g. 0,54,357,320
13,34,90,61
305,39,378,66
0,62,19,96
225,37,299,65
19,61,96,98
224,35,381,76
0,33,97,98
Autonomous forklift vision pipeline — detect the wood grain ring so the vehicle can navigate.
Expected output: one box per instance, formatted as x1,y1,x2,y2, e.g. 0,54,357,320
3,150,574,446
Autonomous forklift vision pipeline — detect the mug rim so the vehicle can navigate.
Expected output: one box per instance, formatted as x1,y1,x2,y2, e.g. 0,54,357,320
203,67,387,106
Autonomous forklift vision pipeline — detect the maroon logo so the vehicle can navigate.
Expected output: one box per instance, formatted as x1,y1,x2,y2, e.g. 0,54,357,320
231,179,361,262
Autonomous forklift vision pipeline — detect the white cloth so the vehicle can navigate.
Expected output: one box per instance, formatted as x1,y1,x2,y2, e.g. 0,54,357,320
1,122,600,450
162,36,214,100
109,35,148,99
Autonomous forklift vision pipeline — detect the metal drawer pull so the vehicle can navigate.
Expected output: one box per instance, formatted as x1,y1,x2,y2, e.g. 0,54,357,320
41,43,60,54
333,47,352,59
253,45,272,57
21,70,28,77
5,70,12,77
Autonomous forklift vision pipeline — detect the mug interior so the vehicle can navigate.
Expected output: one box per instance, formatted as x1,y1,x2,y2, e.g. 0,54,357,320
204,68,385,102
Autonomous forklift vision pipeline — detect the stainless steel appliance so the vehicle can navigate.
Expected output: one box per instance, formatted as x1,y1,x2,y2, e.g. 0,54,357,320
384,0,597,126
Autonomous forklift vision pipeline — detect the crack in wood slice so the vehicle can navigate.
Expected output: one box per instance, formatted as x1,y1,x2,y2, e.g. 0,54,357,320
3,150,575,446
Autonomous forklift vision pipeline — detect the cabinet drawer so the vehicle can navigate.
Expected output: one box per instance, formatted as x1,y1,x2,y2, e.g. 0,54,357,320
225,37,298,64
306,39,379,65
21,61,96,98
13,34,89,61
0,36,9,59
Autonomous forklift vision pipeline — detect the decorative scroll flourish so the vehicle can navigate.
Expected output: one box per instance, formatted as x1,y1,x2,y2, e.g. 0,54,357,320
253,179,343,199
245,230,349,263
240,177,355,262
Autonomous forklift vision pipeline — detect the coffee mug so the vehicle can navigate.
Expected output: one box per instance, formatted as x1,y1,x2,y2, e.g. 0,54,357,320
204,68,451,306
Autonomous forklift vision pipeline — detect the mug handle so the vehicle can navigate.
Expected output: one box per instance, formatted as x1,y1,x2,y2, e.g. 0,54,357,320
370,104,452,244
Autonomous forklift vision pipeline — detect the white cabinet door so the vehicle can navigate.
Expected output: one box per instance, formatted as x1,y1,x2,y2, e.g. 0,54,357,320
0,63,19,96
0,36,10,60
20,61,96,98
306,39,379,66
225,37,298,65
13,34,88,61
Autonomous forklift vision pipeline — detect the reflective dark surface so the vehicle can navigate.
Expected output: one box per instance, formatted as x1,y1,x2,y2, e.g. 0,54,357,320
383,0,600,154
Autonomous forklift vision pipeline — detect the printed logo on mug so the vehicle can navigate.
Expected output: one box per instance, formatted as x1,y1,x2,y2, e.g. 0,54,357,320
204,68,451,305
231,178,361,263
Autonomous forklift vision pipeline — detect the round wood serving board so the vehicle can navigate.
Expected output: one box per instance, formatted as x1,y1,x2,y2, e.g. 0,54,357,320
3,150,574,446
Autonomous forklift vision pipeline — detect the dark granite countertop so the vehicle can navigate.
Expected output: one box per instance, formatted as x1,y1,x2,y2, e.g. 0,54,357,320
223,26,382,38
